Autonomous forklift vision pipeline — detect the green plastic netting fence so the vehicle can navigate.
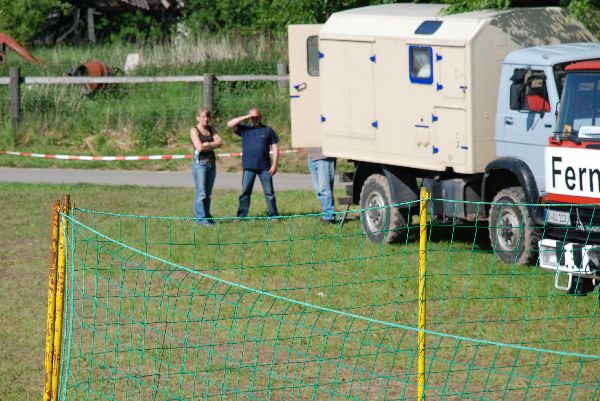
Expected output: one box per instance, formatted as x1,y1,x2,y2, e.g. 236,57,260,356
53,197,600,400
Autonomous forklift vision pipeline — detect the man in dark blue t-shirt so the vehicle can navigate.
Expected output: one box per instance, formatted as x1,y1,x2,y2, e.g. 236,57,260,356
227,107,280,218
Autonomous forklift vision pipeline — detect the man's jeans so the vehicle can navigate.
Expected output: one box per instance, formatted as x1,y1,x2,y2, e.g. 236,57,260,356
237,169,278,217
192,160,216,220
308,158,336,220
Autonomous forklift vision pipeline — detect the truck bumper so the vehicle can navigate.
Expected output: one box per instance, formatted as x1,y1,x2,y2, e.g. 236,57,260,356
538,239,600,279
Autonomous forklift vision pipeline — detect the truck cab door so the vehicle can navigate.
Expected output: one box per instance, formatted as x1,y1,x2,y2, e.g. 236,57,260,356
496,66,557,194
288,24,323,148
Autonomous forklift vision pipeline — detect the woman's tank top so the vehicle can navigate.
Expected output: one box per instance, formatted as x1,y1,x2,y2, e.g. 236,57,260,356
195,126,216,163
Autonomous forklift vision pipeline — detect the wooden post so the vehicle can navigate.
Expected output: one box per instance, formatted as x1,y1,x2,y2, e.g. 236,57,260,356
203,73,215,114
73,8,81,44
267,29,273,61
51,194,70,401
87,8,96,43
9,67,20,133
43,200,61,401
276,62,288,89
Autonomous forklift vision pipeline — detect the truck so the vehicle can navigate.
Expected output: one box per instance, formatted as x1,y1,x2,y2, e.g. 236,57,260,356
538,60,600,294
288,3,600,265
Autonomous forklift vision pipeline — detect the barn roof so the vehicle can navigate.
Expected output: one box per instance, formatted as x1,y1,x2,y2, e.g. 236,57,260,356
68,0,184,11
119,0,184,10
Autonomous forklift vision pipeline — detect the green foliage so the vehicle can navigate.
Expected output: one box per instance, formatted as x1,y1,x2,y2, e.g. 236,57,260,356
442,0,511,13
2,0,600,45
441,0,600,38
94,9,165,44
568,0,600,39
0,0,68,44
180,0,401,35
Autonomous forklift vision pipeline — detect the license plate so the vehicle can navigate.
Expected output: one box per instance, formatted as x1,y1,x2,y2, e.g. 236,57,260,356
545,209,571,226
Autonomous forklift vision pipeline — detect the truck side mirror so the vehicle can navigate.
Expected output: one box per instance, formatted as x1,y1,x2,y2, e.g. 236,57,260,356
510,82,525,110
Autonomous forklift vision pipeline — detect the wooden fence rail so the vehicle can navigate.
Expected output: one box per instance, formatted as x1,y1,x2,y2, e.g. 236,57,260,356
2,65,289,130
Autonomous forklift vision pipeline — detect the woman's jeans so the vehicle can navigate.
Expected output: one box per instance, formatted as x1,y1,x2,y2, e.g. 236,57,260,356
237,169,278,217
192,160,216,220
308,158,336,220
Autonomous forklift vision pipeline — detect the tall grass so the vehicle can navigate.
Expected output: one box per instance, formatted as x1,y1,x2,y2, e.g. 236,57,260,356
0,34,293,170
0,33,288,75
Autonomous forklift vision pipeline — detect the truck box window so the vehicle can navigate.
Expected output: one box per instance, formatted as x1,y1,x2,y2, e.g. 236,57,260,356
409,46,433,84
307,36,319,77
415,20,442,35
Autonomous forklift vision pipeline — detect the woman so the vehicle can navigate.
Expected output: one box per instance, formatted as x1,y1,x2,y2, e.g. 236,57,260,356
190,108,223,226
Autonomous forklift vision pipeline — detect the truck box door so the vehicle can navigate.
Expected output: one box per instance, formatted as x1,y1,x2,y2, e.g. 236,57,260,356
320,39,376,140
435,46,466,101
289,24,323,148
432,106,467,167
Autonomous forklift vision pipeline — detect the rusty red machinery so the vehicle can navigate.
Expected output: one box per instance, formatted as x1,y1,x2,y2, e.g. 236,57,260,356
71,60,112,92
0,32,113,94
0,33,43,64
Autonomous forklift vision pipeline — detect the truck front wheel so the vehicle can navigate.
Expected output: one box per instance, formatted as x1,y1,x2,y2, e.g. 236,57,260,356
488,187,539,265
360,174,409,244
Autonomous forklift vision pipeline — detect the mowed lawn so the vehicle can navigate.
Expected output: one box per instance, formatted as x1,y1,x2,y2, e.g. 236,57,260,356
1,182,598,401
0,183,323,401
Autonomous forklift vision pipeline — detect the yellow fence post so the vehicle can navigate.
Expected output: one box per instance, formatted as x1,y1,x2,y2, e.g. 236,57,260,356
418,187,429,401
43,200,60,401
51,194,70,401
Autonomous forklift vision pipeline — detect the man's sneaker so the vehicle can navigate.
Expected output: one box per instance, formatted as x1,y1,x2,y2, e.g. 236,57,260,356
320,218,336,224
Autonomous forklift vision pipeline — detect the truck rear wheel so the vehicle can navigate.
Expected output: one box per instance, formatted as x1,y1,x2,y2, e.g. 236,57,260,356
489,186,539,265
360,174,409,244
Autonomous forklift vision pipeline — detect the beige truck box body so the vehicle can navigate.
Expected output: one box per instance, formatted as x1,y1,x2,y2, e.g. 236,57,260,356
289,4,594,174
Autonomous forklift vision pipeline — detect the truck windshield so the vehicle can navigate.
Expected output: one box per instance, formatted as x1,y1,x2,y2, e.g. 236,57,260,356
557,72,600,139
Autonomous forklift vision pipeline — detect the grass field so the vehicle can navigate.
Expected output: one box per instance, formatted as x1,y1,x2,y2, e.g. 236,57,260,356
3,183,598,400
0,35,299,171
0,182,324,401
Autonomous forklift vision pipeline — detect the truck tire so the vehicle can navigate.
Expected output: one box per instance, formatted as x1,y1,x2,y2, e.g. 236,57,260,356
489,186,539,265
360,174,408,244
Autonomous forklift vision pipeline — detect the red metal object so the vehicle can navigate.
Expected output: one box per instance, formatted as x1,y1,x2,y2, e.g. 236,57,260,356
0,33,43,64
73,60,112,91
565,60,600,72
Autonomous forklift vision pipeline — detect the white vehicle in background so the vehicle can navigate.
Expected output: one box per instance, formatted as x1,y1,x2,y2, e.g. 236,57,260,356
288,4,600,265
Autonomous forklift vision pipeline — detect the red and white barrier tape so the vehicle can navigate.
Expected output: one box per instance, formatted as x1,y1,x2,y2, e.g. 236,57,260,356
0,149,297,161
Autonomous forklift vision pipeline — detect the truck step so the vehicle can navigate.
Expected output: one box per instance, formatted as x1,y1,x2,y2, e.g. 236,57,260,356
337,196,353,205
338,172,354,183
345,184,353,196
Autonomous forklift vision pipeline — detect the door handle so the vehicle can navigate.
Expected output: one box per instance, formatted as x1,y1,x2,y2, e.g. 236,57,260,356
293,82,307,92
504,117,514,125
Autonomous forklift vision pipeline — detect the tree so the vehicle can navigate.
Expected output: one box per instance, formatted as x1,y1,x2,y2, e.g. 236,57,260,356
180,0,399,36
567,0,600,39
0,0,68,44
442,0,569,13
2,0,600,46
442,0,600,38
